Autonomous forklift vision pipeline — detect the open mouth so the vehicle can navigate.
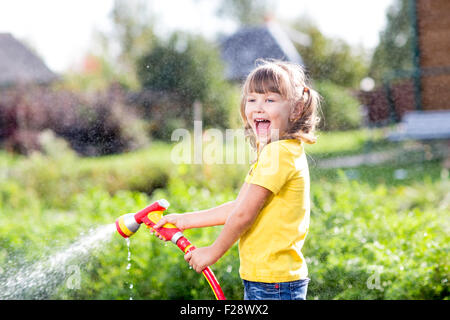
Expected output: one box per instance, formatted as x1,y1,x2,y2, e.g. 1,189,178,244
254,118,271,136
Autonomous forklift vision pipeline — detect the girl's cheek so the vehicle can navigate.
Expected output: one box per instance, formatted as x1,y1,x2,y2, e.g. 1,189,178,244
244,108,253,122
244,104,250,115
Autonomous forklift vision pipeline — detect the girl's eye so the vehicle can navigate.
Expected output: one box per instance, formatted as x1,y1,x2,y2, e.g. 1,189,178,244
247,99,255,103
266,99,275,103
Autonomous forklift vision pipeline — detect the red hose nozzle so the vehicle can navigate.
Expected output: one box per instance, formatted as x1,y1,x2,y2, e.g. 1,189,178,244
114,199,226,300
115,199,170,238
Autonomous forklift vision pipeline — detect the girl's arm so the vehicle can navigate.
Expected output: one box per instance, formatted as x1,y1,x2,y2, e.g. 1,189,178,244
185,183,272,273
154,182,250,231
179,200,236,229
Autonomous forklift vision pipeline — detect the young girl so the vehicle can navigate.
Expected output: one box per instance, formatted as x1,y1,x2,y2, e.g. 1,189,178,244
154,59,321,300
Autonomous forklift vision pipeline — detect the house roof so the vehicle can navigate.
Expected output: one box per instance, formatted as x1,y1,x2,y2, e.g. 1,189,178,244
0,33,58,87
220,21,305,81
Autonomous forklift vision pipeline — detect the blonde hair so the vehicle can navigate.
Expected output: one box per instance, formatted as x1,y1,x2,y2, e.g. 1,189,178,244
240,59,321,152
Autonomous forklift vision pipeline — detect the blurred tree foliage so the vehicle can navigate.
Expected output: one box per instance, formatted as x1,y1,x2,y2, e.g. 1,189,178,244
59,55,127,93
137,33,237,132
315,81,362,131
58,0,158,92
0,86,149,156
290,17,369,89
369,0,414,84
71,0,239,140
216,0,274,26
94,0,158,90
285,18,368,130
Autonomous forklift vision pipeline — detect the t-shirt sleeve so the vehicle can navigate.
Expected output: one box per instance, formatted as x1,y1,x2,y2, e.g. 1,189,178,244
245,142,294,194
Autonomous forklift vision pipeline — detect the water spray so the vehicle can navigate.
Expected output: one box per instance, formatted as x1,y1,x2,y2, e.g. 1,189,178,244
115,199,226,300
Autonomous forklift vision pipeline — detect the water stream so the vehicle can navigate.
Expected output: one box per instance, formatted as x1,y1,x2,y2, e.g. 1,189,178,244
126,237,134,300
0,223,116,300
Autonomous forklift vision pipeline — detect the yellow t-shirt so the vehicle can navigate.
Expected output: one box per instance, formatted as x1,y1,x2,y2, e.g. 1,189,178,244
239,139,310,283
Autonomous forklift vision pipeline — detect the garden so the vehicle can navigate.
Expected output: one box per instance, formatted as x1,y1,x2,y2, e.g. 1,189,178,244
0,128,448,299
0,0,448,301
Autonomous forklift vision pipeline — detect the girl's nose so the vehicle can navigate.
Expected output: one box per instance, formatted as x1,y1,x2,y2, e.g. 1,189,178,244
254,101,265,112
254,108,265,116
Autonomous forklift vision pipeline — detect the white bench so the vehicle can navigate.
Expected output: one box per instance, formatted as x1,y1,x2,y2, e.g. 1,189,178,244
388,110,450,141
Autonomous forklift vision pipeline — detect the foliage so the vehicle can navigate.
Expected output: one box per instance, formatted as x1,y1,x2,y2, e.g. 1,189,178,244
314,80,362,131
93,0,158,90
216,0,274,26
369,0,415,84
0,86,149,156
58,55,135,93
290,19,369,89
0,131,448,300
5,136,171,208
306,171,449,300
136,33,236,139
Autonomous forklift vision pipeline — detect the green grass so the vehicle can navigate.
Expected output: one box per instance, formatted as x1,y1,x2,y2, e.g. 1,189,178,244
304,128,388,158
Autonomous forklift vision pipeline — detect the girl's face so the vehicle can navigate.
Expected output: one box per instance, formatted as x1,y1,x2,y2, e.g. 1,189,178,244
245,91,291,144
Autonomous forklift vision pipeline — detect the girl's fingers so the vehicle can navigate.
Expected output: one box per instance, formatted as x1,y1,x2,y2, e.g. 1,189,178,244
149,228,167,241
154,218,167,229
195,266,203,273
185,252,202,273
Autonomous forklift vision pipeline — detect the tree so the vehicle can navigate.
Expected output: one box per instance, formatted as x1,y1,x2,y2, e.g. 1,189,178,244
368,0,415,84
94,0,158,89
290,17,369,89
137,33,236,137
315,80,362,131
215,0,275,26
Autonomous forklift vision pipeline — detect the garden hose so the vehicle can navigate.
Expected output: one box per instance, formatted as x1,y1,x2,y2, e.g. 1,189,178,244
115,199,226,300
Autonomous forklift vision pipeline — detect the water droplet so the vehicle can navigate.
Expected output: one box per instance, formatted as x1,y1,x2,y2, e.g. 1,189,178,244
125,237,133,300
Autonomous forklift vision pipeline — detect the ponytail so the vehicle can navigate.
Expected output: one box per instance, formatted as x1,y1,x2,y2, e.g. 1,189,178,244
282,86,322,145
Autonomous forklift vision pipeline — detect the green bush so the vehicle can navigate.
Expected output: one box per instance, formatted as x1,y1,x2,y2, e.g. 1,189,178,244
7,135,171,208
136,33,236,139
305,171,449,299
315,80,362,131
0,85,149,156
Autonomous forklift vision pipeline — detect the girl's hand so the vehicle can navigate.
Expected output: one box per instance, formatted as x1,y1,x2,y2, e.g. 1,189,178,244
184,246,220,273
150,213,187,241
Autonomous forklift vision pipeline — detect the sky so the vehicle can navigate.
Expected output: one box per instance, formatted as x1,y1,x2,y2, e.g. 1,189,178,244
0,0,394,73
